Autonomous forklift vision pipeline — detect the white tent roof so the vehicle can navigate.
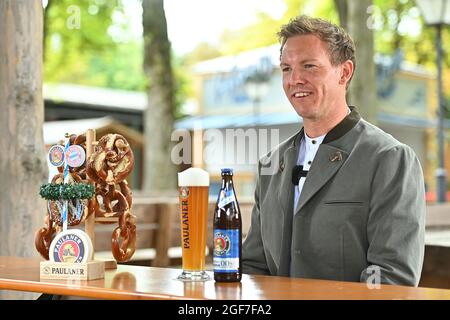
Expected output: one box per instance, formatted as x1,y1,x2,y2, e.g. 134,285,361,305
43,117,114,145
44,83,147,111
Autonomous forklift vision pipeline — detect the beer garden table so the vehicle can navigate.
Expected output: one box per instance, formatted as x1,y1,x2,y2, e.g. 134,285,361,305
1,256,450,300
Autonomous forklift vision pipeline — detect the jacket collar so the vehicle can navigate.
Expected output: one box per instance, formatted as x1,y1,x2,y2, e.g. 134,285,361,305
323,106,360,144
289,106,361,147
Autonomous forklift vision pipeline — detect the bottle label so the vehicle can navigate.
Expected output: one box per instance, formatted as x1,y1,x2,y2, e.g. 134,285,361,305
217,189,236,209
213,229,240,273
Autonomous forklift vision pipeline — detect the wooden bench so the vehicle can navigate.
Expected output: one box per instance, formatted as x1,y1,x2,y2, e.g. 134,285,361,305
94,197,179,267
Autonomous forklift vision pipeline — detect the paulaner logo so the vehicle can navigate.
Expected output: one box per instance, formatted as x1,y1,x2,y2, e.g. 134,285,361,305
214,232,231,256
180,187,189,199
51,267,85,275
53,233,85,263
181,199,190,249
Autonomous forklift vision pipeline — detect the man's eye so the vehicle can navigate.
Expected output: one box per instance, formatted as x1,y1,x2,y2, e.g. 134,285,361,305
305,64,315,69
281,67,291,72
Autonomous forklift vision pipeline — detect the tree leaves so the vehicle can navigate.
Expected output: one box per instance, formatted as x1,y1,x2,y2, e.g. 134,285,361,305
44,0,146,91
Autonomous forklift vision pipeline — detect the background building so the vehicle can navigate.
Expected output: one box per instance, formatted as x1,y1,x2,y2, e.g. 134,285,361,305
176,45,450,198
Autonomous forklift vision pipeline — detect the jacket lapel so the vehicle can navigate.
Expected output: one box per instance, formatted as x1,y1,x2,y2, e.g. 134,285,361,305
295,144,348,215
276,131,301,275
294,107,361,215
276,141,299,216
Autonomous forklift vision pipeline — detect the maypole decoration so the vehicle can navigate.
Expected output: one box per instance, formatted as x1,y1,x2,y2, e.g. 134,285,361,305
35,131,137,280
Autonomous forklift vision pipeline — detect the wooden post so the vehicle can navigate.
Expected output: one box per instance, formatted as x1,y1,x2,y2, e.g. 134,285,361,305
152,203,176,267
86,129,117,269
85,129,96,257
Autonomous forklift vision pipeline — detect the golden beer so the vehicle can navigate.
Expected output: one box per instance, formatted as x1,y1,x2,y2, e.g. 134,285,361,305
177,168,210,281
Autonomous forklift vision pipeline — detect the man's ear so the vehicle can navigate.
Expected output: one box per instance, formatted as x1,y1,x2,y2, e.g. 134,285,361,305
339,60,354,85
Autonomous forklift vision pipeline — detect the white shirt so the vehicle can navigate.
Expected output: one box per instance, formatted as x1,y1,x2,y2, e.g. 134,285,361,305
293,133,326,214
293,108,351,214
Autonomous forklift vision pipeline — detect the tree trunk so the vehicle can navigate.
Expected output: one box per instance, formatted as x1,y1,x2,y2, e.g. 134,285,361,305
0,0,48,299
340,0,377,124
142,0,177,192
346,0,377,124
334,0,348,31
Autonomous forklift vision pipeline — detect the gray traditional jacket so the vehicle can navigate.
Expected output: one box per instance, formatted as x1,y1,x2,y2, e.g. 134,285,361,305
242,107,426,286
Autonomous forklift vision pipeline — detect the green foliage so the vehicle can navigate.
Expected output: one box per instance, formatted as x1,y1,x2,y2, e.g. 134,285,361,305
301,0,338,24
183,0,338,62
44,0,189,115
182,42,222,67
40,183,95,200
84,42,147,91
219,12,281,55
44,0,146,91
372,0,450,69
172,54,192,119
370,0,450,112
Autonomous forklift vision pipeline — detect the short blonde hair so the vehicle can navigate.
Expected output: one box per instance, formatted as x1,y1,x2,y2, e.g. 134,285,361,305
278,15,356,86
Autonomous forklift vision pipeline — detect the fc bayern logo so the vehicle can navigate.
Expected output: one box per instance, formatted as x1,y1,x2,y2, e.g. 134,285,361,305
214,232,231,256
65,145,86,168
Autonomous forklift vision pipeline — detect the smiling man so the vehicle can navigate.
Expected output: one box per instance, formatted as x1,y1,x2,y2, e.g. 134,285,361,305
242,15,426,286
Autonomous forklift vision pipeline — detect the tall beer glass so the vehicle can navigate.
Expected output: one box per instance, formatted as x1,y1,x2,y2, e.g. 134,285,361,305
177,168,210,281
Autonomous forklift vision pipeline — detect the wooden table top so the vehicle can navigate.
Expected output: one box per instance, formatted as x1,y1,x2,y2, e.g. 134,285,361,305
1,256,450,300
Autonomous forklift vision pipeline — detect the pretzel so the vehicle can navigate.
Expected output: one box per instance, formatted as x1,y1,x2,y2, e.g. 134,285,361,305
48,172,89,226
86,134,134,185
111,210,136,262
51,172,82,184
35,214,57,260
86,134,136,262
47,198,89,227
90,183,130,219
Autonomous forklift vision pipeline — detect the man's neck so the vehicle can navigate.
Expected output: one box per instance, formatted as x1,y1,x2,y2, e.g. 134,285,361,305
303,106,350,138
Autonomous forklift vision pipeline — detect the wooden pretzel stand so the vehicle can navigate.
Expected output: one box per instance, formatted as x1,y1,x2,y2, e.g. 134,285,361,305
37,129,136,281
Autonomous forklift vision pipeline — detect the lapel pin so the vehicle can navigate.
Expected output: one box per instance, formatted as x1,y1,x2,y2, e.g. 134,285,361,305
329,151,342,162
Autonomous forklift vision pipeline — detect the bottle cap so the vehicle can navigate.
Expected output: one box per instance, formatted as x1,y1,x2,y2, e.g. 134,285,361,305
221,168,233,175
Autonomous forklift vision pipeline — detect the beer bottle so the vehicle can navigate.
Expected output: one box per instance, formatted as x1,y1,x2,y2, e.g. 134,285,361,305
213,168,242,282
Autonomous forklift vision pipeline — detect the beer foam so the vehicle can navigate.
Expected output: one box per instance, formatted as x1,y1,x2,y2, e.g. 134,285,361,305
178,167,210,186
